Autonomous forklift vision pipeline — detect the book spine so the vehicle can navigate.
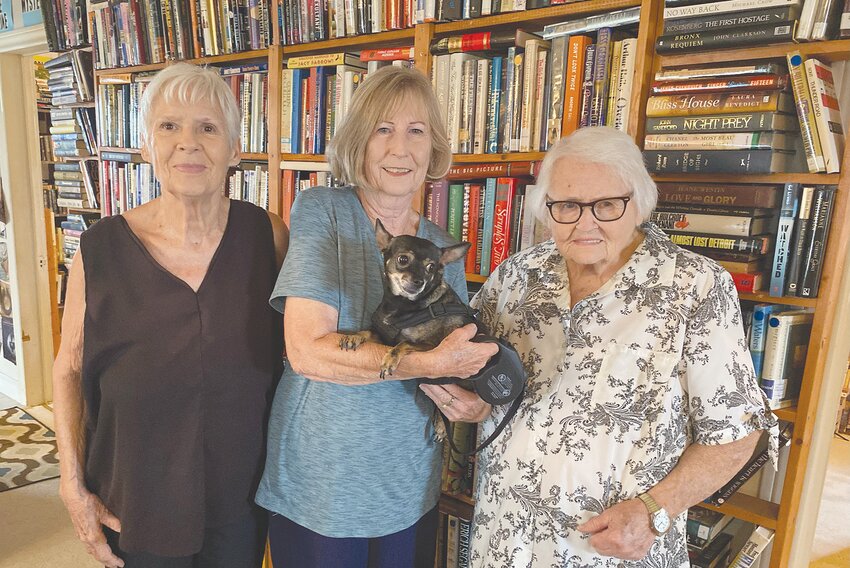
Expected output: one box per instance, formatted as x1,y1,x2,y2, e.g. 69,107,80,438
578,44,596,127
750,303,777,378
473,59,490,155
465,184,481,273
656,22,795,54
805,59,845,174
651,74,788,95
542,6,641,38
731,271,763,293
784,185,815,296
841,0,850,38
546,35,568,146
589,27,612,127
490,177,516,272
769,183,800,296
707,446,772,505
729,527,775,568
644,149,788,174
787,52,826,173
665,0,800,21
430,179,449,229
655,62,781,82
799,186,837,297
645,91,790,117
480,178,497,276
563,35,591,136
486,56,503,154
657,182,779,208
508,52,524,152
663,5,800,34
605,40,623,128
447,183,464,240
446,161,534,179
358,46,415,61
644,132,784,150
613,38,636,132
651,210,765,236
644,111,794,133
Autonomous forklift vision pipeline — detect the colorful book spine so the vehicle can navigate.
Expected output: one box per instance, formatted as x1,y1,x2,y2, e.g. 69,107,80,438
563,35,593,136
480,178,497,276
490,177,518,272
657,183,779,208
650,74,789,95
645,111,797,134
651,211,772,236
655,21,796,53
667,233,772,254
804,58,845,174
769,183,800,297
662,5,801,34
799,186,837,298
787,52,826,173
750,304,781,377
447,183,464,240
784,185,816,296
646,91,793,117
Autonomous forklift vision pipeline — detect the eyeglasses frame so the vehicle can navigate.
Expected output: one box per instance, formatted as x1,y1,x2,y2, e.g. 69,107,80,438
545,196,632,225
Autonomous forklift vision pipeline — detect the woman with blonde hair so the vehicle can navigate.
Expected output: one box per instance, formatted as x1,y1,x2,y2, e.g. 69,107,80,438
256,65,498,568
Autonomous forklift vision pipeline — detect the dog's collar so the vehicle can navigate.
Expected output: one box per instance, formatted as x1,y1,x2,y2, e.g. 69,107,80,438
390,302,477,332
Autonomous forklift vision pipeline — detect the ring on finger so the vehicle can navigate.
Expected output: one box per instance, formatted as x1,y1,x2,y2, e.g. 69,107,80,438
441,396,456,409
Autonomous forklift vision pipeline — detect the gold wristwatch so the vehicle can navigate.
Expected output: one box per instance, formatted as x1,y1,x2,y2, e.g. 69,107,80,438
637,492,671,536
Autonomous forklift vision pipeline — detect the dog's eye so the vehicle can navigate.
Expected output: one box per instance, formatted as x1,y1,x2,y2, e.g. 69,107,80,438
425,263,436,273
397,255,409,266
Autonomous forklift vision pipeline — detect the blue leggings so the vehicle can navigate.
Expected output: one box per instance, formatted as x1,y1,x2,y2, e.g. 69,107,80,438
267,508,438,568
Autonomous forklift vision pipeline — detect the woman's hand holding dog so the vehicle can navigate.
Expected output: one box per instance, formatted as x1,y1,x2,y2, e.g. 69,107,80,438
420,382,492,422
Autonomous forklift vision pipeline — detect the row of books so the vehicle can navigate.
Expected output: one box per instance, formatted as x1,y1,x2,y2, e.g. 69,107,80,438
48,106,97,159
280,52,415,155
229,164,270,209
41,0,89,51
643,63,805,174
99,153,160,217
281,162,344,198
280,0,630,46
52,161,100,210
44,50,94,106
748,304,814,408
89,0,272,69
787,52,846,173
425,177,549,277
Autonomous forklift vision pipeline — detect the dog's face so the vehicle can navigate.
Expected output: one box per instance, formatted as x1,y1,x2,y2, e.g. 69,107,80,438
375,219,469,302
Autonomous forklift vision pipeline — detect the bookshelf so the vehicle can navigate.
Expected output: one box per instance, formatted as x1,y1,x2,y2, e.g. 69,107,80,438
75,1,850,567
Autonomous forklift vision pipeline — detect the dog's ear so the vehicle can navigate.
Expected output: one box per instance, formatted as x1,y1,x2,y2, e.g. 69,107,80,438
374,219,393,250
440,242,471,265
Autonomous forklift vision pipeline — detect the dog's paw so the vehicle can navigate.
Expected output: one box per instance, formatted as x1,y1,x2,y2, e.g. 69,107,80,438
432,416,447,442
380,350,402,379
339,332,369,351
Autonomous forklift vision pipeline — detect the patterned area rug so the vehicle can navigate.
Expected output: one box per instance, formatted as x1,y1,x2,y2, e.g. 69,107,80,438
0,406,59,491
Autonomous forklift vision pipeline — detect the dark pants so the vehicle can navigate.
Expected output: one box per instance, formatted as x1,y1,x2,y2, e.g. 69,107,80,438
267,507,438,568
103,510,266,568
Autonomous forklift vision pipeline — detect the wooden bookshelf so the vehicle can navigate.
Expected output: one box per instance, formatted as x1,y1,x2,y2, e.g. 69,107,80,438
738,293,818,309
75,3,850,567
439,493,474,520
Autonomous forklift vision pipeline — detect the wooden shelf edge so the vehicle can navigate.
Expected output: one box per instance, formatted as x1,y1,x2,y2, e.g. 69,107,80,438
773,406,797,423
699,493,779,530
452,152,545,163
659,39,850,67
439,493,474,519
95,49,270,76
282,29,417,56
651,173,841,184
737,292,818,308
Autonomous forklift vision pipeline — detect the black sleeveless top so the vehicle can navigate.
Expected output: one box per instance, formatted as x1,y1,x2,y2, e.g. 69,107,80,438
80,200,283,556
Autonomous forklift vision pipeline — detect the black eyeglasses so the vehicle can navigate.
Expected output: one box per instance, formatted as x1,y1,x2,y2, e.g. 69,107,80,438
545,196,632,224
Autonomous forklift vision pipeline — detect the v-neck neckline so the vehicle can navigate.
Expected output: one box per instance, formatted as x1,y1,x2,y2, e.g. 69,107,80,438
117,201,235,295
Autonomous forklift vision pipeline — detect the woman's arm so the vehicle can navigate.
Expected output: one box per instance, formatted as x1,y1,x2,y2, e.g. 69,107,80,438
285,297,498,386
53,250,124,568
266,211,289,270
577,432,761,560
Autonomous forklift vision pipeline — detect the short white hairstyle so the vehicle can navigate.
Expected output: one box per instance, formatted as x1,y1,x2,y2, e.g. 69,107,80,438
529,127,657,225
139,62,241,151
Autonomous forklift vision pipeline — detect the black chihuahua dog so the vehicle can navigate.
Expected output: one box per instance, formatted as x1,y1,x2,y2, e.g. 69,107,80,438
339,220,477,438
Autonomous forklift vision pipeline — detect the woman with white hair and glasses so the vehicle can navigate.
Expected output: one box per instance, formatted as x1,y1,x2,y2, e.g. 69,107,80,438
469,127,778,567
53,63,288,568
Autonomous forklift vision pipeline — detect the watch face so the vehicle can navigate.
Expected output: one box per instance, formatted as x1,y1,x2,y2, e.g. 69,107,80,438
652,511,671,534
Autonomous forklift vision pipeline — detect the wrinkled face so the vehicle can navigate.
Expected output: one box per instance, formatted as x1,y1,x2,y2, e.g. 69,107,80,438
547,157,641,272
383,236,443,300
364,97,432,198
141,96,239,198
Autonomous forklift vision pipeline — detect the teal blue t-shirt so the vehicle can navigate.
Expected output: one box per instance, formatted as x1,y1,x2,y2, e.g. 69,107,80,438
255,186,467,537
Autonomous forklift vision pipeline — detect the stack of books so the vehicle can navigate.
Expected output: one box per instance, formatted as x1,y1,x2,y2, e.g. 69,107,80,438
89,0,272,68
280,161,343,198
45,51,94,107
656,0,801,54
655,182,779,292
54,161,99,210
786,52,846,173
644,63,802,174
228,163,269,209
59,213,99,268
49,106,97,160
438,513,472,568
686,509,734,568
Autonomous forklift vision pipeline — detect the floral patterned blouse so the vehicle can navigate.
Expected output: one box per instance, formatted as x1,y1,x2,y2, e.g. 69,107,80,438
469,222,778,568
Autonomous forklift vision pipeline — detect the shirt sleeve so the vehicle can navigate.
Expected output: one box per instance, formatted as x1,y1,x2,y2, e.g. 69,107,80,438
269,190,340,314
683,267,779,452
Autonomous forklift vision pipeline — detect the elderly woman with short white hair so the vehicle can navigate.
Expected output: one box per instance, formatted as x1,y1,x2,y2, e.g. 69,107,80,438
469,126,778,567
53,62,288,568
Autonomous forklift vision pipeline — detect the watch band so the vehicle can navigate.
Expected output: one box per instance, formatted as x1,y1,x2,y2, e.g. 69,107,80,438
637,492,661,514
